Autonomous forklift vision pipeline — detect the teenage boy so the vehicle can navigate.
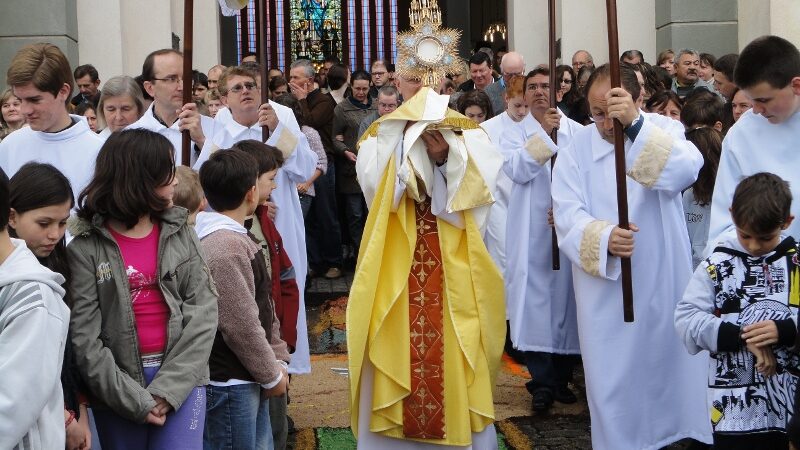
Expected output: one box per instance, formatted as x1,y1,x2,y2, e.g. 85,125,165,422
197,150,289,449
0,43,103,199
708,35,800,247
232,139,300,450
0,167,70,449
676,173,799,449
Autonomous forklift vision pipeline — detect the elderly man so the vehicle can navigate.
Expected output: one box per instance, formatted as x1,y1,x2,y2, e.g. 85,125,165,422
207,64,225,90
572,50,595,74
484,51,525,117
671,49,713,99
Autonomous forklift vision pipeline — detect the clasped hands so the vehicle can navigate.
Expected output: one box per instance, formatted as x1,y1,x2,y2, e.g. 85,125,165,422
743,320,779,377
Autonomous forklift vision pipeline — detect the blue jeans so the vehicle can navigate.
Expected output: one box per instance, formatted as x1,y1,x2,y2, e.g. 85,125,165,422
204,384,273,450
306,162,343,270
342,193,367,254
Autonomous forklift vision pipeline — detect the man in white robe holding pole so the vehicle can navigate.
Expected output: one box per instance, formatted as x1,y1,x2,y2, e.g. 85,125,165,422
551,63,712,449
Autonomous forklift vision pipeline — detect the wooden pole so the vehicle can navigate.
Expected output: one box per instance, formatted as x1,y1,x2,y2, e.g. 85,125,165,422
605,0,634,322
547,0,560,271
256,0,269,142
181,0,194,167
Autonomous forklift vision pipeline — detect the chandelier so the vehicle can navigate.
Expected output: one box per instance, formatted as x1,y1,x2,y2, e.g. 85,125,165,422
483,22,507,43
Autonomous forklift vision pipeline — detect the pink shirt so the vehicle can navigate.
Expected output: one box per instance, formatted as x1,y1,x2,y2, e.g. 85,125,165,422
109,223,169,355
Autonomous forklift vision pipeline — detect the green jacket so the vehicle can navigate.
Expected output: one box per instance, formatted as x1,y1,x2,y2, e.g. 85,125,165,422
67,207,218,423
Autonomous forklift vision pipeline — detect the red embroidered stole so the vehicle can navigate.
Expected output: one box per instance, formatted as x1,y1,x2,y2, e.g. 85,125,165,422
403,199,446,439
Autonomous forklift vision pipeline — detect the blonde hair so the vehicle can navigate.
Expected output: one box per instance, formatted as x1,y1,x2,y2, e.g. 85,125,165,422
173,166,204,213
6,43,73,103
217,66,258,96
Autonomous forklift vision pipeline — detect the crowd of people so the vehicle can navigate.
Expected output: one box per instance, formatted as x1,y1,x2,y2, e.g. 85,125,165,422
0,19,799,450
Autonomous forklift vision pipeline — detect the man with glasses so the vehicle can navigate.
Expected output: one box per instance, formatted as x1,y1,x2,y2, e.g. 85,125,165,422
571,50,595,74
367,59,389,100
671,48,713,99
485,51,525,117
128,49,216,166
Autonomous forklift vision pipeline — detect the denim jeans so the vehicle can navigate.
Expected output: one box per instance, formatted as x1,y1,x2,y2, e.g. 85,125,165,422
306,161,343,270
342,193,367,254
204,383,273,450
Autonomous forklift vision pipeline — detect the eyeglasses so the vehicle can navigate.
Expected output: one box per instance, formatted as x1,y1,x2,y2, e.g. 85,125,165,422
561,79,573,84
152,75,183,84
228,82,258,94
526,83,550,92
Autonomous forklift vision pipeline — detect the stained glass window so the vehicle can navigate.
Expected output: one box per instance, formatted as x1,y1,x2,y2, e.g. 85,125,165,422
289,0,343,63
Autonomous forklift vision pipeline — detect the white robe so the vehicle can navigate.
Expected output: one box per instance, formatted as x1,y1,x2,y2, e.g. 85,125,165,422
194,101,318,374
499,113,581,353
0,115,103,199
551,117,712,449
708,109,800,252
126,103,218,167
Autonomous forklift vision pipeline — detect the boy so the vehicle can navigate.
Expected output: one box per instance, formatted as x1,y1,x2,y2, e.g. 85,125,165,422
0,43,103,199
708,35,800,248
0,167,71,449
232,139,300,449
172,166,206,226
196,149,290,449
676,173,799,449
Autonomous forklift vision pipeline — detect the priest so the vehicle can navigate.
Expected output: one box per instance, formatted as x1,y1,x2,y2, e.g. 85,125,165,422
347,1,506,447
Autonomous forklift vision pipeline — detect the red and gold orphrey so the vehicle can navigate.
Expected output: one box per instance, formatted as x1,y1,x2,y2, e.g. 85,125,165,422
403,199,446,439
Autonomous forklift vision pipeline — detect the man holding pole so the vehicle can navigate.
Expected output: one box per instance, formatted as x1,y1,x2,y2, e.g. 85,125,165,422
551,63,712,449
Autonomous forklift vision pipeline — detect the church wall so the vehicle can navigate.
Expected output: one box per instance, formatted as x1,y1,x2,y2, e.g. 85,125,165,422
655,0,738,60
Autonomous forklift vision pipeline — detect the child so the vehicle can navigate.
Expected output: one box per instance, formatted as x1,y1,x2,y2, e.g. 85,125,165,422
68,129,218,449
172,166,206,226
0,165,71,449
676,172,799,449
8,163,92,449
682,127,722,267
196,149,290,449
205,89,223,119
232,139,300,449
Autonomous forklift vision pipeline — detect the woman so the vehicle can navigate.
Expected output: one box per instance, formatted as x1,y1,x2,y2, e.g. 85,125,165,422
456,89,493,125
0,88,25,140
645,90,683,121
96,76,146,139
657,49,676,76
8,163,92,450
555,65,575,108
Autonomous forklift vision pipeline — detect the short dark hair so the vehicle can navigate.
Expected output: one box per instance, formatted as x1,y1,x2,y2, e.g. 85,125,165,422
735,35,800,89
273,92,306,127
468,51,492,68
269,76,288,93
327,63,349,90
584,63,641,102
74,64,99,82
0,167,9,231
524,66,550,92
620,49,644,63
731,172,793,235
681,89,724,127
457,89,493,118
193,70,208,89
199,149,258,212
323,56,341,65
74,102,96,117
699,52,716,67
230,140,284,175
713,54,738,81
351,70,371,83
645,89,683,114
141,49,182,82
78,129,176,229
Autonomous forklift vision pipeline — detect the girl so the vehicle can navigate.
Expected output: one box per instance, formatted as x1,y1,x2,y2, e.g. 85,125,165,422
457,89,493,124
0,88,25,140
75,103,98,133
682,127,723,268
68,129,217,449
8,163,91,450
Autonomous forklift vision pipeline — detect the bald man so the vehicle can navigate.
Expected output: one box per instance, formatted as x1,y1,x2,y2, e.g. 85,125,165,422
484,51,525,117
572,50,595,74
207,64,225,90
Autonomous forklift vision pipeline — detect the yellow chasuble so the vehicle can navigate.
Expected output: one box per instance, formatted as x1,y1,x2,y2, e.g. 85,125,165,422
347,88,506,446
